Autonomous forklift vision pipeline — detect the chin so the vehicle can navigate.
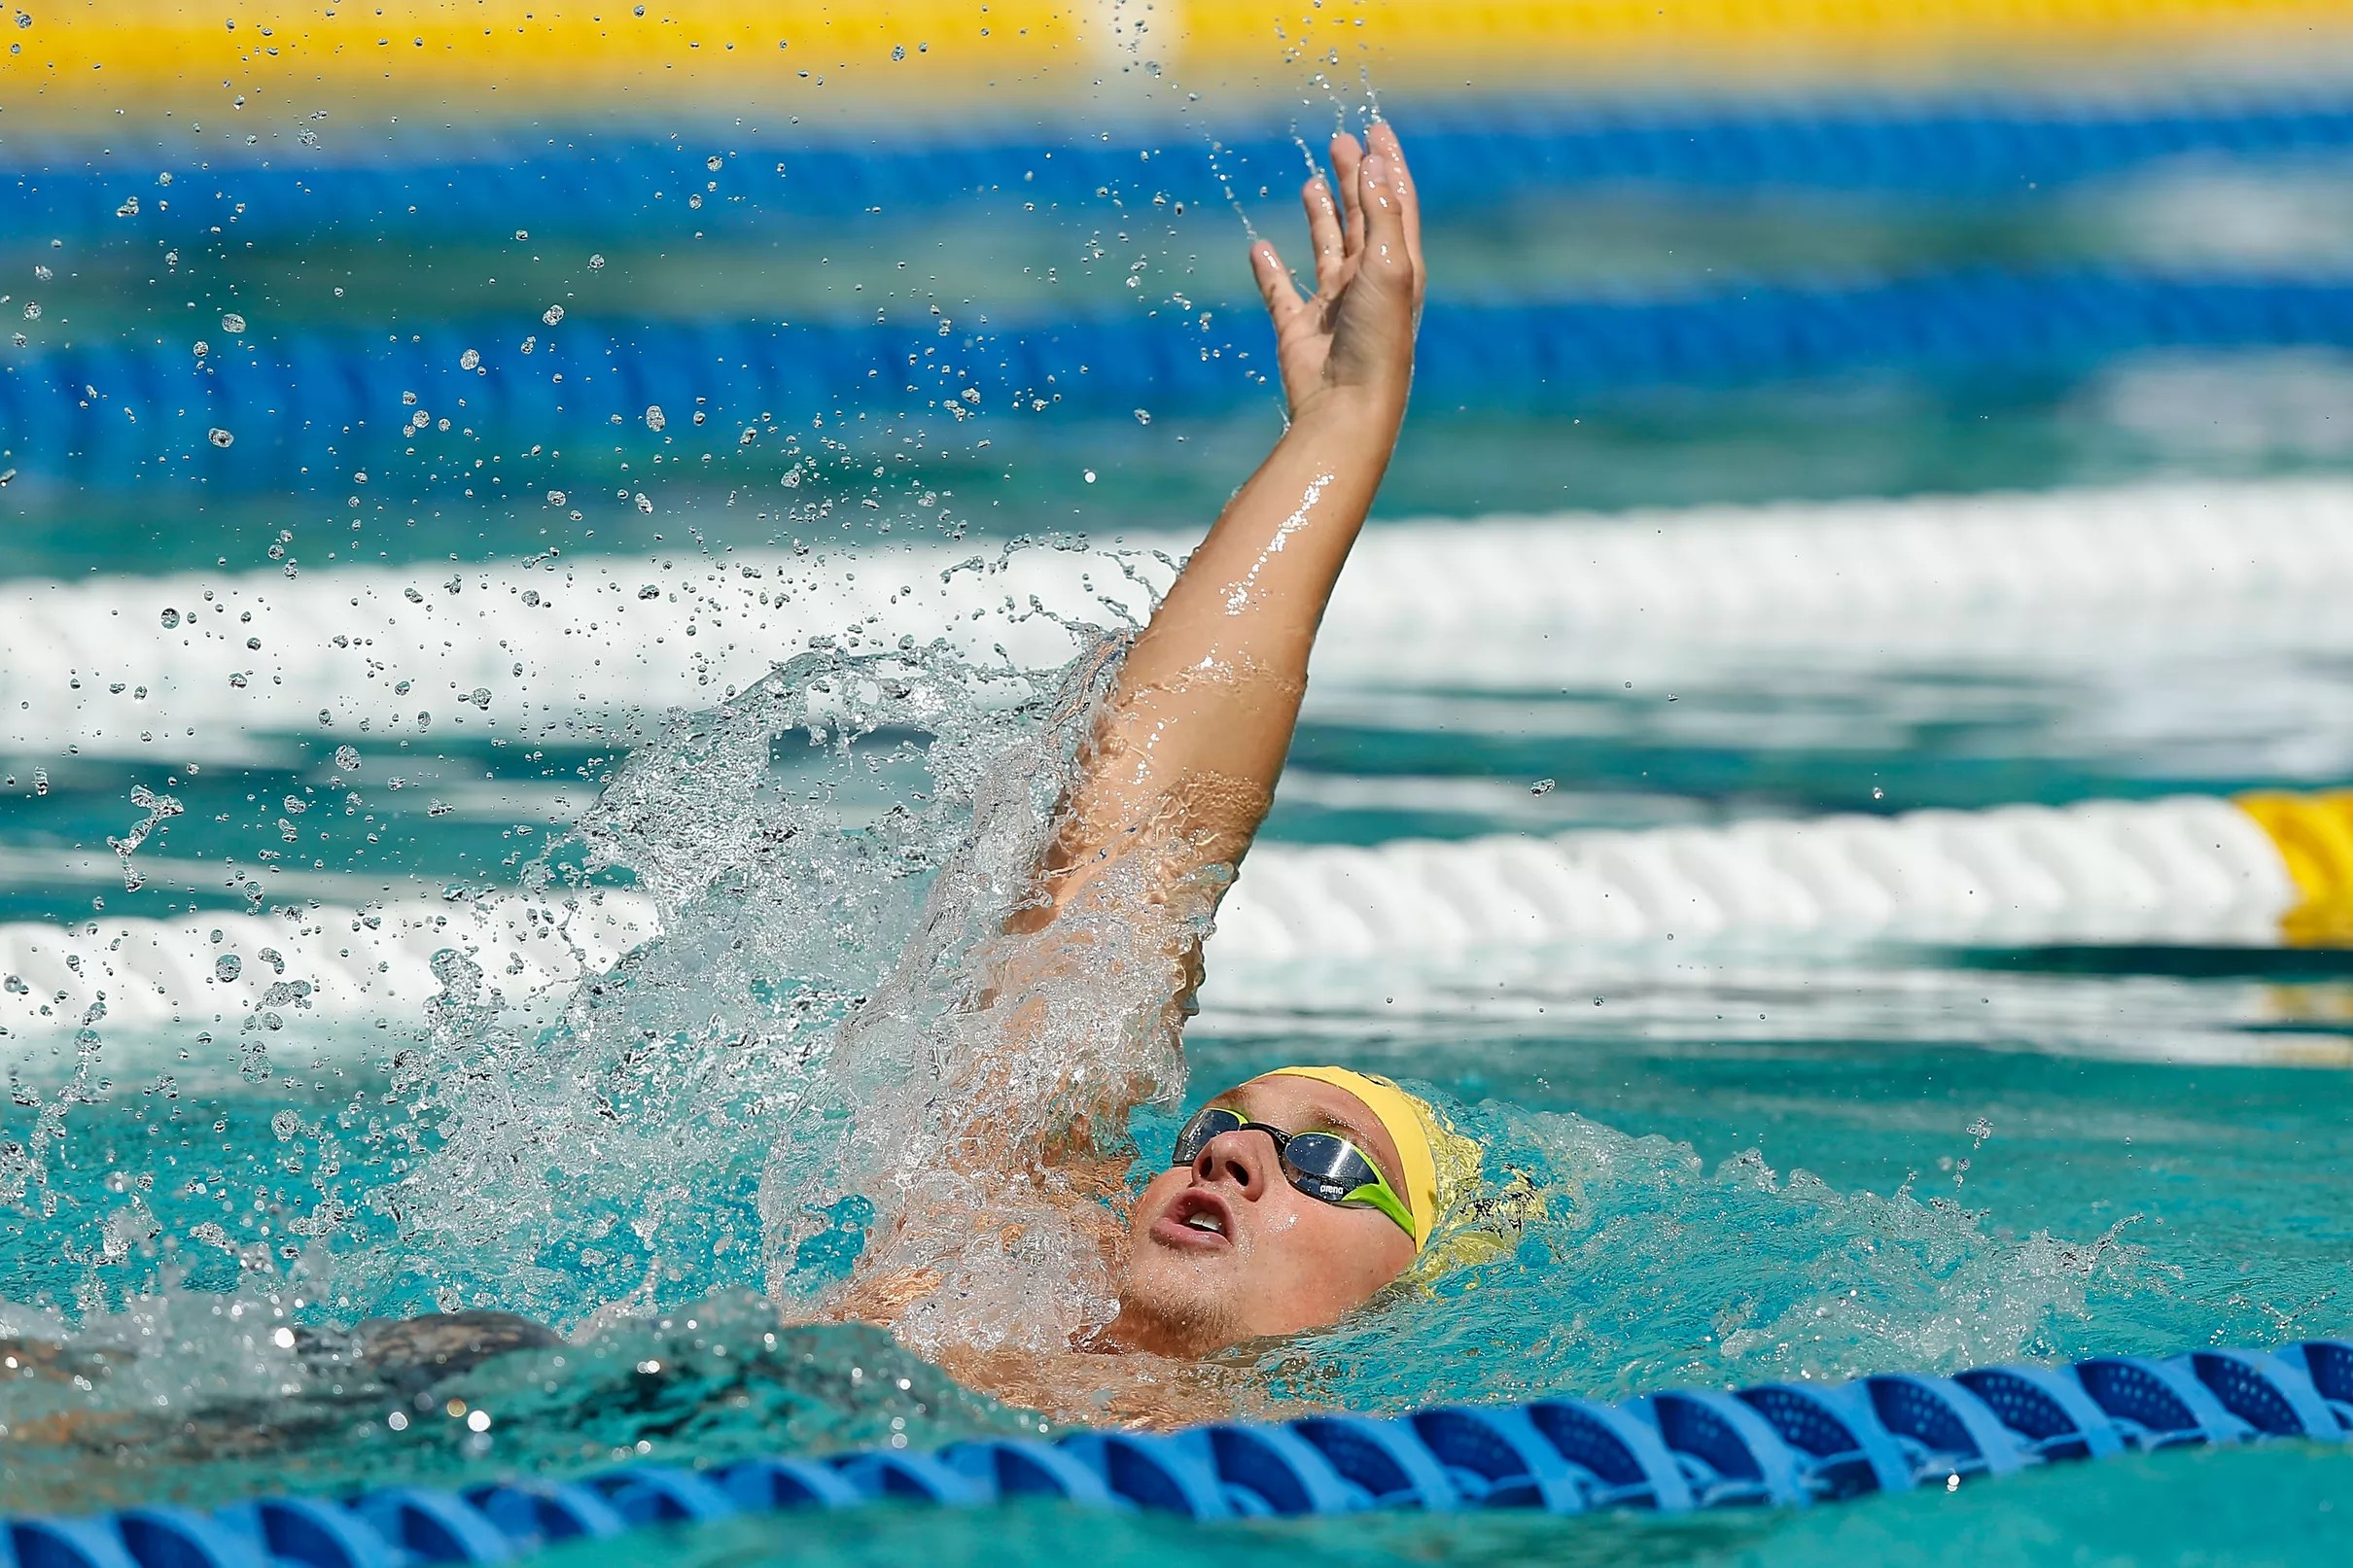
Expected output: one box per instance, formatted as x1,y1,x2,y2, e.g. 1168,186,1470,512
1112,1254,1249,1356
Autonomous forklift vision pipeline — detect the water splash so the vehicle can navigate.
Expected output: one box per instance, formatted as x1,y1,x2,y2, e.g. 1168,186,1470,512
1263,1104,2171,1412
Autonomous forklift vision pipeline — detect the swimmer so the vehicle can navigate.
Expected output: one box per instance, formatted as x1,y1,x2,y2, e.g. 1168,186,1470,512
0,123,1457,1452
823,122,1478,1417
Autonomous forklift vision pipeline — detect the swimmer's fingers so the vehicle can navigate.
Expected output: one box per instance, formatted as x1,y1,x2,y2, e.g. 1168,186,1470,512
1250,238,1311,330
1303,176,1347,298
1330,132,1367,261
1365,122,1424,303
1354,141,1415,303
1253,237,1328,409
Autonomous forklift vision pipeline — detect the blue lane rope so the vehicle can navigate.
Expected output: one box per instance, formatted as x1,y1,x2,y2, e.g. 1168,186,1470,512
14,269,2353,489
14,93,2353,246
4,1342,2347,1563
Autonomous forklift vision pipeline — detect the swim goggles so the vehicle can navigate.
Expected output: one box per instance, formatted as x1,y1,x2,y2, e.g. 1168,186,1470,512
1169,1106,1418,1242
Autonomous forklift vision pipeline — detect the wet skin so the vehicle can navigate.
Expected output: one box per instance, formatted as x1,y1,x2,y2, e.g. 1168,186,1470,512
1106,1073,1418,1357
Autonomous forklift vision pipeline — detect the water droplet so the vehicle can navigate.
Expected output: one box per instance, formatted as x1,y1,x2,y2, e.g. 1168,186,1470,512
215,954,242,982
1133,408,1151,425
269,1108,299,1140
466,686,491,710
705,156,723,172
543,304,565,326
221,312,246,333
645,404,666,432
333,745,361,771
459,347,480,370
207,428,234,447
1530,778,1556,796
115,196,139,218
1082,470,1097,483
513,228,528,241
892,43,906,59
159,608,180,628
587,254,605,270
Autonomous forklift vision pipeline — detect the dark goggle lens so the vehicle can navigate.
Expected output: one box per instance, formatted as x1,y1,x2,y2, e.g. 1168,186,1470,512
1171,1107,1246,1167
1172,1111,1384,1203
1278,1132,1380,1201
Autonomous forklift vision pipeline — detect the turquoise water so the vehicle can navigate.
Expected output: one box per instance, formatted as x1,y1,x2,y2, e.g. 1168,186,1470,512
5,113,2353,1564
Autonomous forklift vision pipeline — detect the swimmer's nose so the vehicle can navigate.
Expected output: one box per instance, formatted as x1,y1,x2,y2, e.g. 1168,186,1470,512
1192,1128,1275,1198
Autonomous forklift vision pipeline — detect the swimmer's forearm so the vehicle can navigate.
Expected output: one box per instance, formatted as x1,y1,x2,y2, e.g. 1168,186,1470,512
1029,393,1402,905
1032,129,1420,914
1141,392,1399,667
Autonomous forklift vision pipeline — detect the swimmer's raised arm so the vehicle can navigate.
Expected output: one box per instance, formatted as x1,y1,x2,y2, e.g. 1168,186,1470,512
1028,123,1423,921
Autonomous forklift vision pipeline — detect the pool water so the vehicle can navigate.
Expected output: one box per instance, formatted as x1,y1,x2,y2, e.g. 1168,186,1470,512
6,107,2353,1565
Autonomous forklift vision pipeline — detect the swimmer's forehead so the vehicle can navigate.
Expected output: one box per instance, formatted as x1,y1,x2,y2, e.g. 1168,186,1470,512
1210,1075,1406,1180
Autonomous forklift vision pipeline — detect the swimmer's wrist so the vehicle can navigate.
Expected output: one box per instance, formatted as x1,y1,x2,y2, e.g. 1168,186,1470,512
1286,380,1409,442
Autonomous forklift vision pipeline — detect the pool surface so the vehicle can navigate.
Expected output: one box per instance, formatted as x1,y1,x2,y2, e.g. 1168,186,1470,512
6,19,2353,1564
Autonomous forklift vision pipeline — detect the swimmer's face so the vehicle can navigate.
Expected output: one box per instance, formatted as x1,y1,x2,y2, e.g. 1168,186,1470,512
1112,1072,1417,1356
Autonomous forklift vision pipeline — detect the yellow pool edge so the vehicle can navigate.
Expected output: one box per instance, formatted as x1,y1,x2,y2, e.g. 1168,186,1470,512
10,0,2353,116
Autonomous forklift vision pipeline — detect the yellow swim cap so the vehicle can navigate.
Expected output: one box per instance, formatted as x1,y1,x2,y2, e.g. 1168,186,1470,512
1263,1066,1478,1254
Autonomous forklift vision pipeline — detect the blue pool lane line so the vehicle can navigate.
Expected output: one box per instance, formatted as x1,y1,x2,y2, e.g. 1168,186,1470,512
18,270,2353,487
15,94,2353,245
5,1342,2348,1565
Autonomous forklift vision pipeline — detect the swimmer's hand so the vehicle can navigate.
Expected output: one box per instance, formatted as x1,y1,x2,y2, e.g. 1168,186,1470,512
1249,122,1424,423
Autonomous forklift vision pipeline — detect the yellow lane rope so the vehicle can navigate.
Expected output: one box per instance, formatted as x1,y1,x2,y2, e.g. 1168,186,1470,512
9,1,2353,115
2238,791,2353,945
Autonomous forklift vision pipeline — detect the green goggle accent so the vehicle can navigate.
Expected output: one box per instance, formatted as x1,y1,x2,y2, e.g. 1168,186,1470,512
1170,1106,1417,1242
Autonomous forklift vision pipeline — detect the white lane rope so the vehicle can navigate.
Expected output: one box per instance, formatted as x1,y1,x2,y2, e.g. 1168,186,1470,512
0,891,659,1042
0,795,2300,1047
9,477,2353,760
1210,794,2298,960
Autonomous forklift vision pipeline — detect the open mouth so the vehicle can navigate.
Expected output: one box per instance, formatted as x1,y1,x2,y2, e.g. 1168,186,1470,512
1151,1189,1237,1249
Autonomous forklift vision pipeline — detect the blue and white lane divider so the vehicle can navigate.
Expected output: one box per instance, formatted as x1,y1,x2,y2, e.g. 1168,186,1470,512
18,92,2353,246
5,1342,2348,1562
8,477,2353,763
26,272,2353,486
